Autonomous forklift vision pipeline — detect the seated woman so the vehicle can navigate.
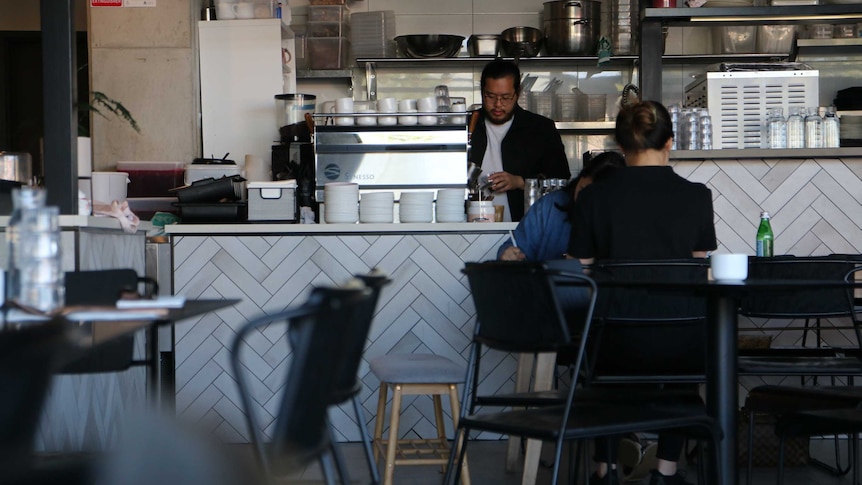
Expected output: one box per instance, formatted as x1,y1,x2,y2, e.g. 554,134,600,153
497,151,625,262
568,100,717,485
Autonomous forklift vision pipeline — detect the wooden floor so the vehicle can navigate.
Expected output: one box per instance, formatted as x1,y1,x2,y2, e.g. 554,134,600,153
277,438,861,484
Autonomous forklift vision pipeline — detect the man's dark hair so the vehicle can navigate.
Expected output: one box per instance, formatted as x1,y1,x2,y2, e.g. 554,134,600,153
480,60,521,94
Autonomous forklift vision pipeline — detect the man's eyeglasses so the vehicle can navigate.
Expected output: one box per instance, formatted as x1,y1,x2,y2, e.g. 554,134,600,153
483,93,517,104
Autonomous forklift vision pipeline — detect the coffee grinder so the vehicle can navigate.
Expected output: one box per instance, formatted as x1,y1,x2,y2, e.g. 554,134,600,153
273,94,317,216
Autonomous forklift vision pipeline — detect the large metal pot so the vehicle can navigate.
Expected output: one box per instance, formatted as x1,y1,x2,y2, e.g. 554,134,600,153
0,151,32,184
543,0,601,56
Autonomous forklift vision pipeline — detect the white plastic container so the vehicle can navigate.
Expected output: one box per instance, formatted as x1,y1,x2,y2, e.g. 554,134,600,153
467,200,495,222
247,180,297,221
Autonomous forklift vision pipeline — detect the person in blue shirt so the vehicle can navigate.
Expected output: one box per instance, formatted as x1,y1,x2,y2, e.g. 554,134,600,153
497,151,625,261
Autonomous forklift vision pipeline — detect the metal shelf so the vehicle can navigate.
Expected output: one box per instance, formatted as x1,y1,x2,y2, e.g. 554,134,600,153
355,56,639,69
669,148,858,160
296,69,353,79
661,53,791,64
555,121,616,131
643,5,862,26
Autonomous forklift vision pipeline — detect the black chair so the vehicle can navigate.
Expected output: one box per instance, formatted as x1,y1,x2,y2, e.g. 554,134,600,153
60,269,157,374
445,261,721,485
0,319,74,484
742,264,862,484
231,284,373,484
324,271,390,485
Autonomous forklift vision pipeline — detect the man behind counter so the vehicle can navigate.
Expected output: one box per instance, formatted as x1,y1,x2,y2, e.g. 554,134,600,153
470,60,571,222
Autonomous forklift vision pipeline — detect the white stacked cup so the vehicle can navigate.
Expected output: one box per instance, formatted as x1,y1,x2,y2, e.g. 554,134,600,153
417,96,438,125
398,191,434,223
359,191,395,223
324,182,359,223
398,99,418,126
378,97,398,126
335,97,354,126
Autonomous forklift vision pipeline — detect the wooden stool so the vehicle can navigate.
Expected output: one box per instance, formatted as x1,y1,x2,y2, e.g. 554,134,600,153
370,354,470,485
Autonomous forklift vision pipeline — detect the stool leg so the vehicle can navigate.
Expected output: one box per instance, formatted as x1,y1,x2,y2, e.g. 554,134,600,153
433,394,446,472
383,384,403,485
448,384,471,485
373,383,389,463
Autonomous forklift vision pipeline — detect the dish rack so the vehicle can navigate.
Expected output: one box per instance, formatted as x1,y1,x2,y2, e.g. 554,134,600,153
684,70,819,149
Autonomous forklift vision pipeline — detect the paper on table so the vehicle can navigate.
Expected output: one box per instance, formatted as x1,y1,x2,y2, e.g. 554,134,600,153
116,295,186,309
65,308,169,321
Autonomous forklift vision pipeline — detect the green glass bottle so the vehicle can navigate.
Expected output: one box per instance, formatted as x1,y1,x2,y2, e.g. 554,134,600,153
756,211,774,257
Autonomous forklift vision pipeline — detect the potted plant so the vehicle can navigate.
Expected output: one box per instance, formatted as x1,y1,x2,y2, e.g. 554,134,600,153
77,91,140,177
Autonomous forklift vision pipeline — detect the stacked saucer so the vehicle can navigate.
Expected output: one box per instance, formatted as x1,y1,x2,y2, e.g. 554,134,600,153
398,191,434,223
435,189,466,222
359,192,395,223
324,182,359,223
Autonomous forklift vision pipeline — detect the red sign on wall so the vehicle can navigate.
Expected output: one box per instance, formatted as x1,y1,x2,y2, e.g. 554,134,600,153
91,0,123,6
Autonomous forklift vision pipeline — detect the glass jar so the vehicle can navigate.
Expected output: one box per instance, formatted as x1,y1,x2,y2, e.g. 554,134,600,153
15,206,64,312
786,106,805,149
767,107,787,149
6,187,46,305
804,107,822,148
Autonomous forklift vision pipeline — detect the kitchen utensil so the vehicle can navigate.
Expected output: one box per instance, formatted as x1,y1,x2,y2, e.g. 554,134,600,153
500,27,544,58
171,175,245,204
467,34,501,57
394,34,465,58
173,202,247,223
543,0,602,56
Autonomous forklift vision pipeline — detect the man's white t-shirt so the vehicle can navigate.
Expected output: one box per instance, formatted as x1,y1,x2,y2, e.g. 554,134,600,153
481,117,514,222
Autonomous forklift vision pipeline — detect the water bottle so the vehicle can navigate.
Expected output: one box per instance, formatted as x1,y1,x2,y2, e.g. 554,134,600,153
804,107,822,148
756,211,774,257
767,107,786,149
6,187,46,305
786,106,805,149
822,106,840,148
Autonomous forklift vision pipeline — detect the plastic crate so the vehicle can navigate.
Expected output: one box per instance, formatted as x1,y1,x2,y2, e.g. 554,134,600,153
308,5,349,22
308,37,349,69
684,70,819,149
116,161,185,198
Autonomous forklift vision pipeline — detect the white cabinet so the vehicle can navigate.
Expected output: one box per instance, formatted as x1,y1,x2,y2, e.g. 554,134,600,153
198,20,283,166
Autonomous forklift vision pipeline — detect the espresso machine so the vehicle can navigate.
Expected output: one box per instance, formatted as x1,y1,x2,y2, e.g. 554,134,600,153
272,94,317,212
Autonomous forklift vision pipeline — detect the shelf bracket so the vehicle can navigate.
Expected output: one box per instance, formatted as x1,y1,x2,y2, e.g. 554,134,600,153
365,61,377,101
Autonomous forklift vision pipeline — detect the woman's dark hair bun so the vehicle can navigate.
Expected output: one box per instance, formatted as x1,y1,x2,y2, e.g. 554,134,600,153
614,100,673,152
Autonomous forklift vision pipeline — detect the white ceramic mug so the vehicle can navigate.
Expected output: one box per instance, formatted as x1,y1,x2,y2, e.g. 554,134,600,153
216,3,236,19
398,110,418,126
357,109,377,126
710,253,749,281
335,97,354,126
232,1,255,18
379,115,398,126
398,99,417,112
91,171,130,204
378,97,398,113
417,96,437,113
320,100,335,114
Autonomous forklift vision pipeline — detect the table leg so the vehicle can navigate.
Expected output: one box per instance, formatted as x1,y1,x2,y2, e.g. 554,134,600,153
507,353,536,471
521,352,556,485
146,324,160,408
707,294,739,485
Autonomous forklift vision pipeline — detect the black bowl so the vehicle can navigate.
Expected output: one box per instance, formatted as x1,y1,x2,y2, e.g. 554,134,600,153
395,34,465,58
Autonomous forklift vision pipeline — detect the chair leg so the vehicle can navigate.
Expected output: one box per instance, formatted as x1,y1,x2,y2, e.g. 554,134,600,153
320,450,338,485
373,384,388,464
443,427,465,485
382,384,402,485
777,433,786,485
747,411,755,485
448,383,471,485
326,421,351,485
352,394,381,485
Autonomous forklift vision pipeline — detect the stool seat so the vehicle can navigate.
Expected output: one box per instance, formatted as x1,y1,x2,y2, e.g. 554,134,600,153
370,353,464,384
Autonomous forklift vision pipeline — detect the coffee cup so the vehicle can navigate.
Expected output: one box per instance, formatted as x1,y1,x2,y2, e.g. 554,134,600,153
378,97,397,113
417,96,437,113
320,100,335,114
399,99,417,112
216,3,236,19
232,1,255,18
357,109,377,126
710,253,748,281
335,97,354,113
379,115,398,126
398,109,418,126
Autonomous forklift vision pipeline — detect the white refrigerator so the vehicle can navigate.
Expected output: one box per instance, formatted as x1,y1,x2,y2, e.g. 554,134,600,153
198,19,284,172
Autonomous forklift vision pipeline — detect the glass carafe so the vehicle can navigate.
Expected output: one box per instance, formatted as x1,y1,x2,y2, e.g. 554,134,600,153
804,107,822,148
786,106,805,149
822,106,840,148
767,107,786,149
6,187,46,305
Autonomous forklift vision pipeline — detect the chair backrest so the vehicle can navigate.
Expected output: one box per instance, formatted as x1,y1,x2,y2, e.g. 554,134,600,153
232,284,373,477
464,261,596,355
0,319,70,482
741,255,862,318
60,269,143,374
328,271,390,404
587,259,710,383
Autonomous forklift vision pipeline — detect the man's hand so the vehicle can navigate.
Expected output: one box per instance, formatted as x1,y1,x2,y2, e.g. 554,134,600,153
488,171,524,192
500,246,526,261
